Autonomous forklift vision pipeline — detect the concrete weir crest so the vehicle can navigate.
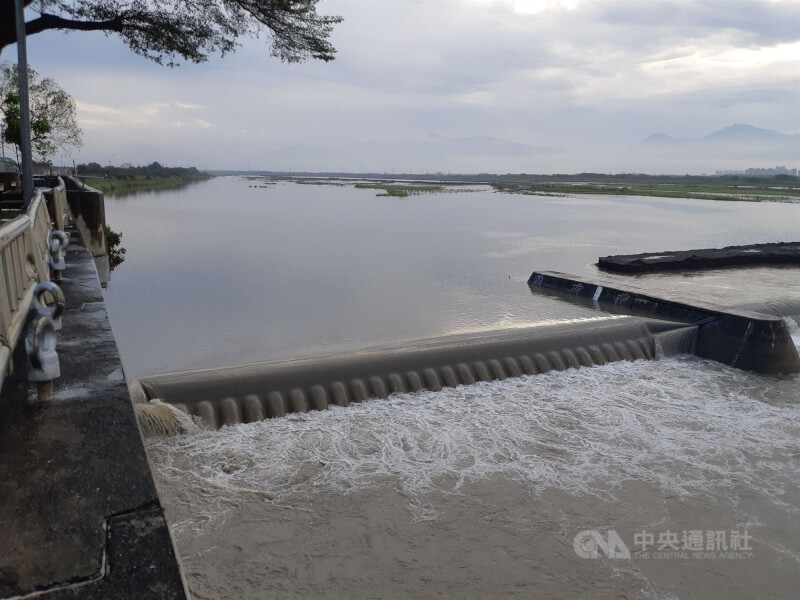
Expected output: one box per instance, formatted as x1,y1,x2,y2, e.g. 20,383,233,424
136,316,697,429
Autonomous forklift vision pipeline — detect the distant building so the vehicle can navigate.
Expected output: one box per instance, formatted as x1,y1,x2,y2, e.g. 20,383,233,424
716,165,798,177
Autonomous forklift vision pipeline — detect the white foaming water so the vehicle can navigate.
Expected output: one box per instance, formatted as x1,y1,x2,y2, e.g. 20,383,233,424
785,316,799,344
147,353,800,531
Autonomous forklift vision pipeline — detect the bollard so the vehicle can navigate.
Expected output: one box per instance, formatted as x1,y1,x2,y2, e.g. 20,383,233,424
25,315,60,400
48,230,69,282
32,282,65,330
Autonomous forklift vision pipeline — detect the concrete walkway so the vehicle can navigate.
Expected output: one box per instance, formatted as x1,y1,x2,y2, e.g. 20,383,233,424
0,228,187,598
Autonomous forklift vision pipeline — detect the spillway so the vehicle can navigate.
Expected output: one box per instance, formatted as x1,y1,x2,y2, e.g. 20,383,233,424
134,317,693,429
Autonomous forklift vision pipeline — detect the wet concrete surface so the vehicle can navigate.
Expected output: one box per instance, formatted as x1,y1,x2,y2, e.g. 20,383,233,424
0,229,187,598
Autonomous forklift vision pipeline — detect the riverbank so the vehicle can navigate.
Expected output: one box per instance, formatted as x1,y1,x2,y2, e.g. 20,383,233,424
76,162,213,195
83,173,213,195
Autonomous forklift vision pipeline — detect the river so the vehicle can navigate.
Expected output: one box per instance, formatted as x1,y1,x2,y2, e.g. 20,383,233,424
103,178,800,599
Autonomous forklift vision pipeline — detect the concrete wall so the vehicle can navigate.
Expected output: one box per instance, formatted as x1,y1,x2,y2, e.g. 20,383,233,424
529,270,800,374
62,176,110,286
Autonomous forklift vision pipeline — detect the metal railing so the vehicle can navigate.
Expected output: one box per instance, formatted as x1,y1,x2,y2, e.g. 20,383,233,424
0,188,53,390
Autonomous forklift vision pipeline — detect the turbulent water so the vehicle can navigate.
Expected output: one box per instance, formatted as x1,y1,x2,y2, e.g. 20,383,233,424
101,179,800,598
147,329,800,599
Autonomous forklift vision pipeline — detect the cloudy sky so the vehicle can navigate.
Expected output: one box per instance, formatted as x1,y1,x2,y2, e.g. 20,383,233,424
4,0,800,173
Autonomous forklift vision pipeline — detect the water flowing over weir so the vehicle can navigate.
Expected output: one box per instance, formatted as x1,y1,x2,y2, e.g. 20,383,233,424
134,276,800,429
145,338,800,600
136,317,695,428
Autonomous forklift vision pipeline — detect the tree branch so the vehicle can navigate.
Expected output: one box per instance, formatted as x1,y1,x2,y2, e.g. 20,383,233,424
1,10,124,50
25,13,125,37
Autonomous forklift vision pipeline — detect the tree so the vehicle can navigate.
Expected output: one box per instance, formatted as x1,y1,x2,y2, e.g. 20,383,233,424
0,63,83,162
0,1,343,67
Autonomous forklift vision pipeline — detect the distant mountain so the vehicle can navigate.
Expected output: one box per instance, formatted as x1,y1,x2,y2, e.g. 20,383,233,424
636,124,799,164
642,132,675,144
641,124,799,146
703,124,797,143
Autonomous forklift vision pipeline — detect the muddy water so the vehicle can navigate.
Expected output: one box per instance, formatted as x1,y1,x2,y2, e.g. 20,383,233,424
103,179,800,598
147,329,800,599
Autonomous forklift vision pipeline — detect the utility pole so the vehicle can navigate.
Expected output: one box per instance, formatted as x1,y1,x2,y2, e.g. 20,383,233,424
14,0,34,209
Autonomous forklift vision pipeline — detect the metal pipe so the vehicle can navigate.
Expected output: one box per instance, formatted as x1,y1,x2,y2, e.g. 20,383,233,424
13,0,34,210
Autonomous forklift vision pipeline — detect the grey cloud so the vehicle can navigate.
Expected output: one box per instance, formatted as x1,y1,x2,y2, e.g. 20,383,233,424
676,84,800,109
261,135,560,172
593,1,800,46
10,0,799,174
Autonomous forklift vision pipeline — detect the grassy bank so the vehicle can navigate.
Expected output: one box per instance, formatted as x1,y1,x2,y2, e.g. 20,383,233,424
86,174,212,195
492,175,800,203
77,162,212,196
234,171,799,203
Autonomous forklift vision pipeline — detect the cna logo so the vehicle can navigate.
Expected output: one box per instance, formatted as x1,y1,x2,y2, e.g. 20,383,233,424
573,529,631,559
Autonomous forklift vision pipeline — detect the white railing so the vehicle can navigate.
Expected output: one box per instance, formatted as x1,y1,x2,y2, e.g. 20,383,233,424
0,190,52,390
39,176,71,232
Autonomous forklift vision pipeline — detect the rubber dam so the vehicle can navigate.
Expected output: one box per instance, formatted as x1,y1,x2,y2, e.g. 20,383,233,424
134,245,800,429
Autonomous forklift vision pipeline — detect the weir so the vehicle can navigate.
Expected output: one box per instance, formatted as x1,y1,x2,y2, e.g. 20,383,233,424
134,317,696,429
135,252,800,430
528,271,800,374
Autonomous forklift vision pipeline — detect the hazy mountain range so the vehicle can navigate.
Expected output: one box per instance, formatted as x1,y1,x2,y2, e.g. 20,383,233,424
637,124,799,162
642,124,798,145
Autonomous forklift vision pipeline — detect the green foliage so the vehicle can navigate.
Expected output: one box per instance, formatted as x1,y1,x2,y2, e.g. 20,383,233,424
1,1,342,67
0,63,82,162
492,176,800,202
354,183,443,197
104,225,126,271
2,92,53,159
79,162,212,195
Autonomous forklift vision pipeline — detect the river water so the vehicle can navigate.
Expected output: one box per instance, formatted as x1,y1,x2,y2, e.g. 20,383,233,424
103,178,800,599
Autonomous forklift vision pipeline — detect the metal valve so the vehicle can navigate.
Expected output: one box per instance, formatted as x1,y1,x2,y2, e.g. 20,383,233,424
33,281,66,331
48,230,70,281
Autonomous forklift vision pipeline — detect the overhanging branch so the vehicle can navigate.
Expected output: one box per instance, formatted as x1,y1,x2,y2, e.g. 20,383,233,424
26,13,125,37
0,11,123,49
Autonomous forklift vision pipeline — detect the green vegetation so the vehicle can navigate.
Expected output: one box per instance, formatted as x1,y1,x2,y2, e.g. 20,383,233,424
492,175,800,202
228,172,799,204
104,225,126,271
354,183,443,197
77,162,212,195
1,63,82,163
